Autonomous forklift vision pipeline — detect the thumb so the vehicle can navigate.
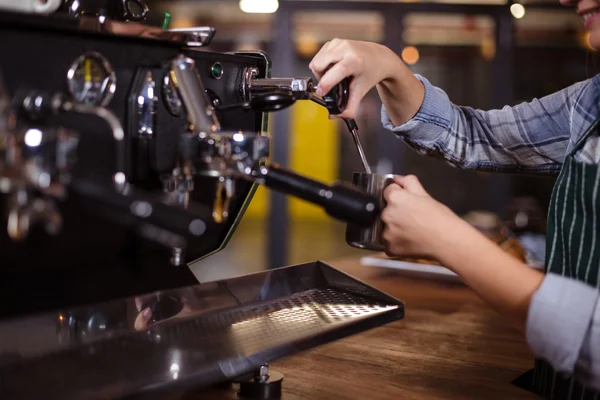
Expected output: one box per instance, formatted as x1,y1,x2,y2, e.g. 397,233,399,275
134,307,152,331
393,174,429,196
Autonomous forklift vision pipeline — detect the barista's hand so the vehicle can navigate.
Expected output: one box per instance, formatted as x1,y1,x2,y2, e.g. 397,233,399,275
309,40,402,119
133,294,191,331
381,175,464,260
134,296,153,331
134,307,153,330
308,39,424,125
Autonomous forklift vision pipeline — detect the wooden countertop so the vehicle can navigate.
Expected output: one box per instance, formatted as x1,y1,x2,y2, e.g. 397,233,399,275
188,256,539,400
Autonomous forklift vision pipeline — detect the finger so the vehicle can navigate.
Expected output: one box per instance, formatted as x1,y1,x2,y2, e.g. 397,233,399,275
380,226,400,246
310,39,342,61
382,234,403,258
134,296,151,311
383,183,403,201
309,41,334,79
393,174,428,196
310,50,345,84
381,227,396,257
336,81,369,119
134,307,152,331
317,59,352,96
384,247,397,258
310,38,344,70
380,208,395,224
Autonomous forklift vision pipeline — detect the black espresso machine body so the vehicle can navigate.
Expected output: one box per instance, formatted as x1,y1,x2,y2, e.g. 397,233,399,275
0,8,403,400
0,11,274,318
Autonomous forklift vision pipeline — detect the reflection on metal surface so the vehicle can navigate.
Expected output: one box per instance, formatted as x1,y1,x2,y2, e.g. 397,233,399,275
122,0,149,21
170,55,221,137
60,99,127,190
59,15,217,47
229,288,397,356
193,131,270,179
136,70,157,136
0,261,403,399
162,72,182,116
166,26,216,47
213,176,234,223
66,51,117,107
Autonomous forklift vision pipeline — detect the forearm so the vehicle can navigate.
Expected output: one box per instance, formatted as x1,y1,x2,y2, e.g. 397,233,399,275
436,218,545,328
435,217,600,389
375,55,424,127
380,74,592,174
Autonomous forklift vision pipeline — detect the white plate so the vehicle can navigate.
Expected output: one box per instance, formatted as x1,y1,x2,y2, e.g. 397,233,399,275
360,256,545,282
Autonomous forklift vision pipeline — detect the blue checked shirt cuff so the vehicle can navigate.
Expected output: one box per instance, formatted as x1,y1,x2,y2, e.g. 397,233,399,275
380,74,452,141
526,273,600,390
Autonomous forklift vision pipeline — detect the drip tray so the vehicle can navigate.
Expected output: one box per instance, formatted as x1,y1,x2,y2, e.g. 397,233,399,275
0,261,404,399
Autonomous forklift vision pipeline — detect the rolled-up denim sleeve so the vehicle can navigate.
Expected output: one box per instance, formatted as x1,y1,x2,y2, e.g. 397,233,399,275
526,273,600,391
381,74,593,175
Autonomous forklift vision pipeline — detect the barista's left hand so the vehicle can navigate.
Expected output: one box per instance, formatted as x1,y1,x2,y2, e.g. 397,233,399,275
381,175,466,261
382,175,545,331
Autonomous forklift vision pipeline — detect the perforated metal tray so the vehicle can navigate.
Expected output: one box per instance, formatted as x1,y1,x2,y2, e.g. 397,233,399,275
0,261,404,400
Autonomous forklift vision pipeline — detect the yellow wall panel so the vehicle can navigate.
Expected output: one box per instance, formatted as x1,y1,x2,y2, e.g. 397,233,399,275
242,109,338,221
243,185,268,218
289,101,338,220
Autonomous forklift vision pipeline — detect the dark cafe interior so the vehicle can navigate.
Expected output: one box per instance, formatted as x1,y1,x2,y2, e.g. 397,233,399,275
0,0,598,399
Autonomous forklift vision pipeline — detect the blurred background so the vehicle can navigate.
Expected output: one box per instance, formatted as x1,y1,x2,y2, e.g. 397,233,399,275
147,0,597,281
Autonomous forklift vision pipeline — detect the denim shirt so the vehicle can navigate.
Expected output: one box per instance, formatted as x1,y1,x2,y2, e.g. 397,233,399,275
381,74,600,391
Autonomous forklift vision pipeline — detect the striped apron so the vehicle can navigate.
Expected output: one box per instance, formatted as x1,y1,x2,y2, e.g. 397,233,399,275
530,117,600,399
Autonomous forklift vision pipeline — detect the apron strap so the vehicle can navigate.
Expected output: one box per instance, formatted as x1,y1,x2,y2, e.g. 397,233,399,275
569,115,600,157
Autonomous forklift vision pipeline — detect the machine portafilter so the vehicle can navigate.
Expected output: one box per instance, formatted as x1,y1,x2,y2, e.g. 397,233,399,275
170,55,380,227
240,66,372,174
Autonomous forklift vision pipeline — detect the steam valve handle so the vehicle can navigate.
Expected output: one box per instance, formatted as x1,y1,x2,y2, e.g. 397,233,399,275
256,164,379,226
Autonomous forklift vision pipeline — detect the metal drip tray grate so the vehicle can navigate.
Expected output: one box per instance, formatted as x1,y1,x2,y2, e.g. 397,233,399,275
0,261,404,400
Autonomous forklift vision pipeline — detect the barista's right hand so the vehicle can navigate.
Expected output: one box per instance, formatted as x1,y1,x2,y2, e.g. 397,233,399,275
308,39,424,125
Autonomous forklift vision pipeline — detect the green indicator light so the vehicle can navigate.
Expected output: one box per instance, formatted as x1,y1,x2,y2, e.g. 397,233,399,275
162,12,171,29
211,63,223,79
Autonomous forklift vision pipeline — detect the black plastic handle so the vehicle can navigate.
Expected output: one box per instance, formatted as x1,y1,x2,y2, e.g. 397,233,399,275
323,77,350,115
70,178,209,248
261,165,379,226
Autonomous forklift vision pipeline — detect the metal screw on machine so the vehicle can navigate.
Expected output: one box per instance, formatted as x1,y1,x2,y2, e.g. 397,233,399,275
236,363,284,399
257,364,269,382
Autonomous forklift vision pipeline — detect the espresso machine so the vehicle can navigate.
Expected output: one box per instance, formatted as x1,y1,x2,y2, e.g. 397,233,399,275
0,2,404,398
